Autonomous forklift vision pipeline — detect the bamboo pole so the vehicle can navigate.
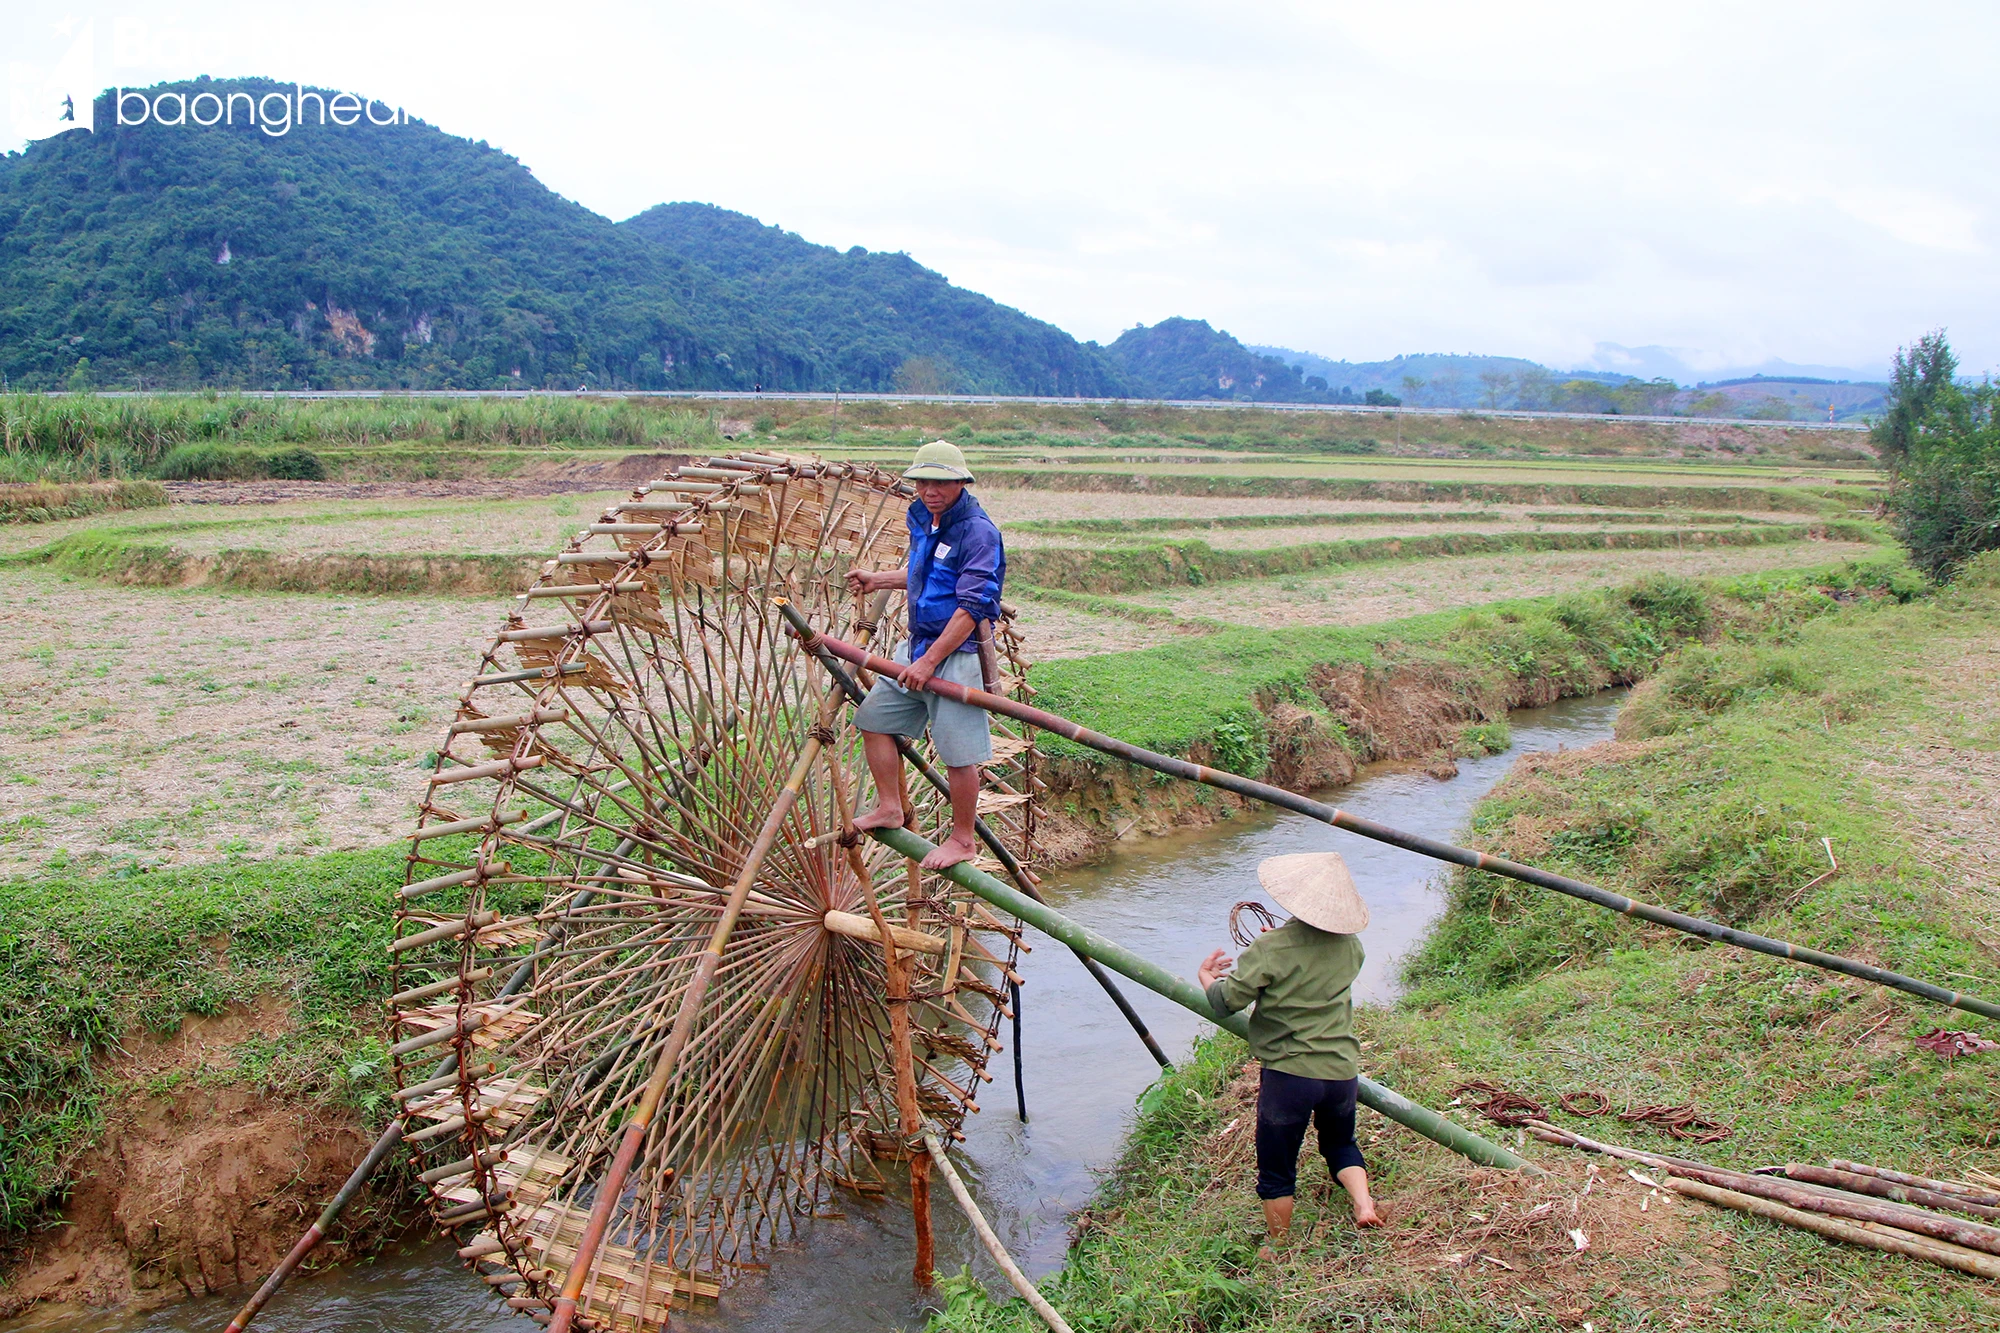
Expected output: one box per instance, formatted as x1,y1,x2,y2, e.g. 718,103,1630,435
1783,1164,2000,1221
922,1126,1074,1333
785,615,2000,1024
862,824,1535,1172
1827,1159,2000,1208
1667,1179,2000,1280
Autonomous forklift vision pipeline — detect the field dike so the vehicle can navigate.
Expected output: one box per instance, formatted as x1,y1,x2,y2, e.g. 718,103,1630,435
1010,522,1872,596
7,531,544,595
977,468,1872,514
3,519,1878,600
932,559,2000,1333
0,559,1922,1321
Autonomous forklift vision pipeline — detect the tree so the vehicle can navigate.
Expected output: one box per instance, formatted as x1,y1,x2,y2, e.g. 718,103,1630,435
1874,330,1960,467
1401,375,1426,406
1875,331,1998,580
1478,371,1513,409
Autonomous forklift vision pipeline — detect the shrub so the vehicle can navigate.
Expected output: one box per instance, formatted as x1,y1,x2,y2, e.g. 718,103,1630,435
1875,331,2000,581
155,444,327,481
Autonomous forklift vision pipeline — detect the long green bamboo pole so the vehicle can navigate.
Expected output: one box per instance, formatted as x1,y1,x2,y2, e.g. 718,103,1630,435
787,614,2000,1024
864,824,1535,1172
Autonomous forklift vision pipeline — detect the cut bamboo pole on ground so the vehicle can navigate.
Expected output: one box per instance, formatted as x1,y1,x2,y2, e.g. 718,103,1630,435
923,1126,1074,1333
785,615,2000,1024
863,824,1535,1172
1668,1178,2000,1280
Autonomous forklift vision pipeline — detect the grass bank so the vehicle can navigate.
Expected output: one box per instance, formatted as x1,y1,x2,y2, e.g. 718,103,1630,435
1011,523,1871,596
937,562,2000,1331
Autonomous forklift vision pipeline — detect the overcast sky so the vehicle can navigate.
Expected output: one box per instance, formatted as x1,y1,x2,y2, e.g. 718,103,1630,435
8,1,1998,379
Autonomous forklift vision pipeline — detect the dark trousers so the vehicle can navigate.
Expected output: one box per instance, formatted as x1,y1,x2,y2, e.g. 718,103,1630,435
1254,1067,1366,1201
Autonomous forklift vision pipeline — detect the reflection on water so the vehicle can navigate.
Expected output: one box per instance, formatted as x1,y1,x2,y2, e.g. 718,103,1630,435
28,692,1621,1333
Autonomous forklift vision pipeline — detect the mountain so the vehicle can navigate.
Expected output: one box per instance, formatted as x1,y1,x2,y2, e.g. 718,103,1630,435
0,78,1127,394
618,203,1126,396
1108,319,1377,404
1246,347,1634,408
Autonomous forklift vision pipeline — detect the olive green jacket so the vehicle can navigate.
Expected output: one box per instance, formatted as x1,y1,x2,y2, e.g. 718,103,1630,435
1203,919,1363,1080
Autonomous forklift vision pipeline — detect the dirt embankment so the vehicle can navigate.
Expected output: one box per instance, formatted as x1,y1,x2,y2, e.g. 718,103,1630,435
0,1000,404,1323
1034,659,1554,864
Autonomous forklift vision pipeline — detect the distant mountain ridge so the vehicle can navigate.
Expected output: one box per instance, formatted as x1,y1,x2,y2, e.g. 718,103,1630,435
1249,344,1886,420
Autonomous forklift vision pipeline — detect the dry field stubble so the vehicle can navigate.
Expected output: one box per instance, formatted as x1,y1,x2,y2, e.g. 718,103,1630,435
1117,539,1886,630
0,568,502,874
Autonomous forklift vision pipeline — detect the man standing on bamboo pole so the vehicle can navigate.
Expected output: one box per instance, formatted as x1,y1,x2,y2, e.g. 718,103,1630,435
846,440,1006,871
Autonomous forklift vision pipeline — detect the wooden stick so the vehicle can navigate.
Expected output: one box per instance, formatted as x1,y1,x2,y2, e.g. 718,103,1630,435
923,1127,1074,1333
1667,1179,2000,1280
1783,1164,2000,1221
822,909,950,955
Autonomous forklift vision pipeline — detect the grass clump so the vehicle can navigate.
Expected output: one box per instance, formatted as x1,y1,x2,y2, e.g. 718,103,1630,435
0,479,167,523
155,443,328,481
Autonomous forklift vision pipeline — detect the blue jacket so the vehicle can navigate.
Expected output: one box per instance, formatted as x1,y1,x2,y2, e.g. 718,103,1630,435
906,490,1005,658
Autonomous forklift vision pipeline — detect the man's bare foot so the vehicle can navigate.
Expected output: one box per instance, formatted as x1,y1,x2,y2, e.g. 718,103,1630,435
850,804,905,833
1353,1203,1384,1228
919,832,979,871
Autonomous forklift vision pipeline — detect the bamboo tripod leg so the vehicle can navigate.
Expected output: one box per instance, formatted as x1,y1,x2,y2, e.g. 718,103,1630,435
827,736,932,1285
923,1127,1072,1333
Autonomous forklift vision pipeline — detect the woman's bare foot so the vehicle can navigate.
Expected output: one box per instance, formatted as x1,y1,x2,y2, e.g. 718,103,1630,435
850,803,906,833
919,831,979,871
1336,1166,1384,1228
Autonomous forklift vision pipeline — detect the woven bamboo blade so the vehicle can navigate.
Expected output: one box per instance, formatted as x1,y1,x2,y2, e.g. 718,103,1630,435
374,454,1033,1327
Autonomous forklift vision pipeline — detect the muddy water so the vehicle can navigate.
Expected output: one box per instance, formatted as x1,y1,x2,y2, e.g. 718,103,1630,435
42,691,1621,1333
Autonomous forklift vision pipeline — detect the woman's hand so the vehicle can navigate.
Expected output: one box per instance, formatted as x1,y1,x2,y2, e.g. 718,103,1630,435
1198,949,1234,989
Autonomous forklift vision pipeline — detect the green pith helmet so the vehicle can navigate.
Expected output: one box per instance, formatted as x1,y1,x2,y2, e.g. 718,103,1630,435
903,440,974,482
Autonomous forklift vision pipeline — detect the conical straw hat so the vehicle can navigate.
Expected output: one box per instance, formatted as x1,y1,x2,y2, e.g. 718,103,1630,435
1256,852,1369,934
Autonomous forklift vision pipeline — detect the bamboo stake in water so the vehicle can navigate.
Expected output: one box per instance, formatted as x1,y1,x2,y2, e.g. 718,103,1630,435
784,613,2000,1024
923,1126,1074,1333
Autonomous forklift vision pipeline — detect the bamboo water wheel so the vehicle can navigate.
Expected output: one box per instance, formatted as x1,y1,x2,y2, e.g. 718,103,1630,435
386,453,1042,1329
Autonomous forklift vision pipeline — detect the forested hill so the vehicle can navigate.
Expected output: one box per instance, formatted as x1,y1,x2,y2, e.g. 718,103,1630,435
618,204,1126,397
0,78,1129,394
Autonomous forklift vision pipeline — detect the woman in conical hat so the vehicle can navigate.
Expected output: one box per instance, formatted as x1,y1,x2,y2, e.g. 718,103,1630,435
1199,851,1381,1253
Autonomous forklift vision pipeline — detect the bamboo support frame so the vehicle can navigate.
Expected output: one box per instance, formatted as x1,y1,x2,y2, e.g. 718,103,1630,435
787,617,2000,1024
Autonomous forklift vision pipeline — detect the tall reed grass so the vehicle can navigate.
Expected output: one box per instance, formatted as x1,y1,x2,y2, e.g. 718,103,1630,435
0,394,725,479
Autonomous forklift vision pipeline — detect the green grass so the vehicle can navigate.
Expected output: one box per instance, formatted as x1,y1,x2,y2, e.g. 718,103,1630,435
1011,510,1506,536
934,573,2000,1332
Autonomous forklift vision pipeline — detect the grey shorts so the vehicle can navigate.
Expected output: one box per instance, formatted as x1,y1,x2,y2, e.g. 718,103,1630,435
852,642,992,768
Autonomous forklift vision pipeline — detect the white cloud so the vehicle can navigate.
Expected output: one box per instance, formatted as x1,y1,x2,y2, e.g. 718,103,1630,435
4,0,1997,374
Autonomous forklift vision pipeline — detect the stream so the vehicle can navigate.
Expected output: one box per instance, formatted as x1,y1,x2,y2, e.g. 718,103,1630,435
36,690,1622,1333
